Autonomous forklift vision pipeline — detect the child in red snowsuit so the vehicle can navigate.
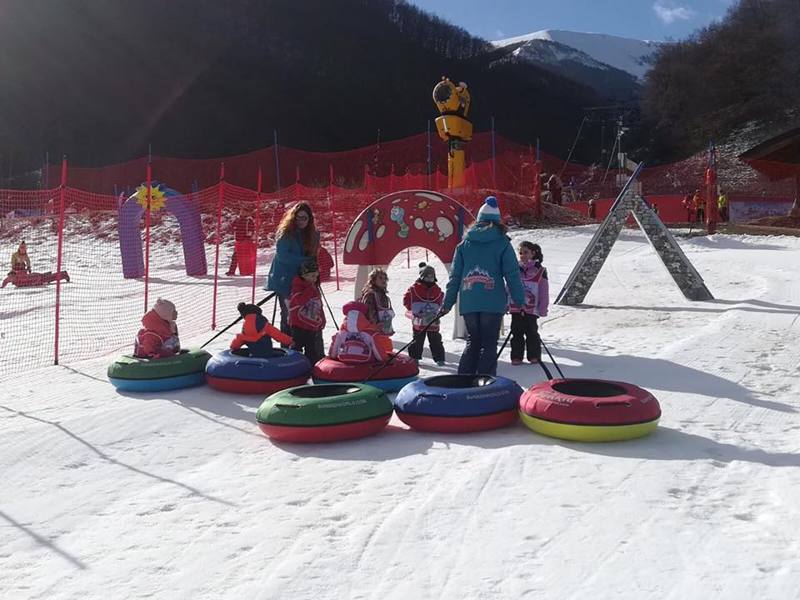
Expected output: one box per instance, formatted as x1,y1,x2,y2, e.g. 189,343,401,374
403,262,445,365
231,302,293,358
288,259,326,364
134,298,181,359
328,301,390,364
508,242,549,365
2,270,69,288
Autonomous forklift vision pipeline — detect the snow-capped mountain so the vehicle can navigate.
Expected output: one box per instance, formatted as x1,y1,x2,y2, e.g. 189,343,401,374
493,29,660,80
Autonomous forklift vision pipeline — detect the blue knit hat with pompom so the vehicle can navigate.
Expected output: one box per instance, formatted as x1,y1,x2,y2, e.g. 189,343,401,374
477,196,501,222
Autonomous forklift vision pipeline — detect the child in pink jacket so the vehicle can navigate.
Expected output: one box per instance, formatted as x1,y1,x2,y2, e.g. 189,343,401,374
508,242,549,365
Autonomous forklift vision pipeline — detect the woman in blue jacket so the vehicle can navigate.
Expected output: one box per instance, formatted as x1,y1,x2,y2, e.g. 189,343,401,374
442,196,525,376
265,202,320,336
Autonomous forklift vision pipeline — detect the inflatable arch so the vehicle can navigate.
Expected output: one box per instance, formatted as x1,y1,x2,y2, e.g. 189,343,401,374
119,183,208,279
343,190,475,338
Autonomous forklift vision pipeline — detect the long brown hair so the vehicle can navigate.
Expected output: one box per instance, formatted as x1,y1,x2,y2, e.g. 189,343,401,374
360,267,388,297
275,202,318,256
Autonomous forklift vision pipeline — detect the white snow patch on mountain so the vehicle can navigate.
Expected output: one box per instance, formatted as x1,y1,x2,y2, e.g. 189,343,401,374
494,29,661,80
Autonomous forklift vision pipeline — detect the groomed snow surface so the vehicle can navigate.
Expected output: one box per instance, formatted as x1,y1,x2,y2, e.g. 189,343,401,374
3,225,800,599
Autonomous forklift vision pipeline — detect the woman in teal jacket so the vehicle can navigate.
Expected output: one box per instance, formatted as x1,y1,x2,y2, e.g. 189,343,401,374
265,202,320,336
443,196,525,375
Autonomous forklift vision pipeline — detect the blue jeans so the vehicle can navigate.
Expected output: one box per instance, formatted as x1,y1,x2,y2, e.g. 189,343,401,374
459,312,503,376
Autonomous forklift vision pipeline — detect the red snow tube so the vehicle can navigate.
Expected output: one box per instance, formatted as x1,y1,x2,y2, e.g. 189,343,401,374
519,379,661,442
312,355,419,392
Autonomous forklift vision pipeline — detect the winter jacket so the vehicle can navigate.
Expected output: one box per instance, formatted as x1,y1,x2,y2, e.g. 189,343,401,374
403,281,444,332
231,216,254,241
362,288,395,336
264,230,319,297
508,260,549,317
231,313,293,358
10,250,30,272
328,310,387,364
443,223,525,314
134,310,180,359
288,276,326,332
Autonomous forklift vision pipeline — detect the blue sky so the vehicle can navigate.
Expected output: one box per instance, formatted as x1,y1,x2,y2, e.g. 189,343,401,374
406,0,737,41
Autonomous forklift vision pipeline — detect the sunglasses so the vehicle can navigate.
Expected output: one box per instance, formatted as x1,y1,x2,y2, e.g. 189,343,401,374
295,213,310,221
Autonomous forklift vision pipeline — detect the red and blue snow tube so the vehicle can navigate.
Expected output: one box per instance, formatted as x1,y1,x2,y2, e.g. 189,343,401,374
394,374,523,433
312,355,419,392
519,379,661,442
205,349,311,394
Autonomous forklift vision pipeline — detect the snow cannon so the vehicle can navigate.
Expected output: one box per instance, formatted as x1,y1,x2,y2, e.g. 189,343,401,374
433,77,472,189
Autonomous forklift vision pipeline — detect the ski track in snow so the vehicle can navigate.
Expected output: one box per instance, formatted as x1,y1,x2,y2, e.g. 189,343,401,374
2,225,800,599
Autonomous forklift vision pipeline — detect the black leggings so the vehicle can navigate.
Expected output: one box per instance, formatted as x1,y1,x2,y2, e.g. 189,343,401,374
510,313,540,361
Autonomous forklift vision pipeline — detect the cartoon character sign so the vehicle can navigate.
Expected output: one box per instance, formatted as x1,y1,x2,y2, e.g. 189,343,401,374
343,191,474,267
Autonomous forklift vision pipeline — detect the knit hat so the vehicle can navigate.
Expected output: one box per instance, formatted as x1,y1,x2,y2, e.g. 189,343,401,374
299,258,319,276
153,298,177,322
418,262,436,282
237,302,262,317
477,196,501,223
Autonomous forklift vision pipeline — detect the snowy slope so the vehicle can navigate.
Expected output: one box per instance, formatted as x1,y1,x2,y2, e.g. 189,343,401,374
3,226,800,599
494,29,660,81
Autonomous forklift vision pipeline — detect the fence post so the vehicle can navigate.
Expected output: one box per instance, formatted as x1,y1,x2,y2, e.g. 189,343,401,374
427,120,432,190
143,155,152,314
211,162,224,330
53,156,67,365
273,129,281,191
252,166,262,303
491,115,497,189
329,164,341,291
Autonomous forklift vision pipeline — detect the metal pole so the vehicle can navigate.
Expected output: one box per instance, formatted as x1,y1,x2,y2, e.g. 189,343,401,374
491,115,497,188
211,163,224,330
252,167,262,303
329,164,341,290
427,120,432,189
143,151,152,314
53,156,67,365
273,129,281,191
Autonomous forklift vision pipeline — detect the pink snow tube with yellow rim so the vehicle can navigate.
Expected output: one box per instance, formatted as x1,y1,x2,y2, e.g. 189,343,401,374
519,379,661,442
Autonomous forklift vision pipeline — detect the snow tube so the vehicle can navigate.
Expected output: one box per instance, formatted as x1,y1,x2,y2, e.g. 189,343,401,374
312,355,419,392
256,383,393,443
108,348,211,392
519,379,661,442
205,349,310,394
394,375,523,433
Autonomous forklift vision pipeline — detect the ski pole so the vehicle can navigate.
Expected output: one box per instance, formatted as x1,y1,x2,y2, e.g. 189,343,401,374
496,328,512,360
538,359,554,380
319,285,339,330
364,310,444,383
541,338,565,379
201,291,276,348
271,294,278,324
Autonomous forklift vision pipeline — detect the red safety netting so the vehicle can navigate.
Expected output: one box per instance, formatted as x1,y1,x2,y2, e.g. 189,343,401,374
2,132,798,379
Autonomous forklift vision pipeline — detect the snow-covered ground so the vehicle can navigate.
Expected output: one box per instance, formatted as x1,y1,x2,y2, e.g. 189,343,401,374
3,225,800,599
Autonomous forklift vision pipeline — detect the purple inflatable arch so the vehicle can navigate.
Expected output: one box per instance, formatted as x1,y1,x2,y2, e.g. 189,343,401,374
119,183,208,279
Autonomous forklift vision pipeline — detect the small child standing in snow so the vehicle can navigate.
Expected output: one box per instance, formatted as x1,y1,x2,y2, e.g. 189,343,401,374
134,298,181,359
231,302,293,358
403,262,445,365
288,258,326,365
361,267,395,337
508,241,549,365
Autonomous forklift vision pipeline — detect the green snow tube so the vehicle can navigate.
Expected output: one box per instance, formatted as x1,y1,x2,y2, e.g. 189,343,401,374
108,349,212,391
256,383,393,443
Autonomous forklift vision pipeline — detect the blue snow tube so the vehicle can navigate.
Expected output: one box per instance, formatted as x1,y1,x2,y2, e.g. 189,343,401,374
205,349,311,394
394,374,523,432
